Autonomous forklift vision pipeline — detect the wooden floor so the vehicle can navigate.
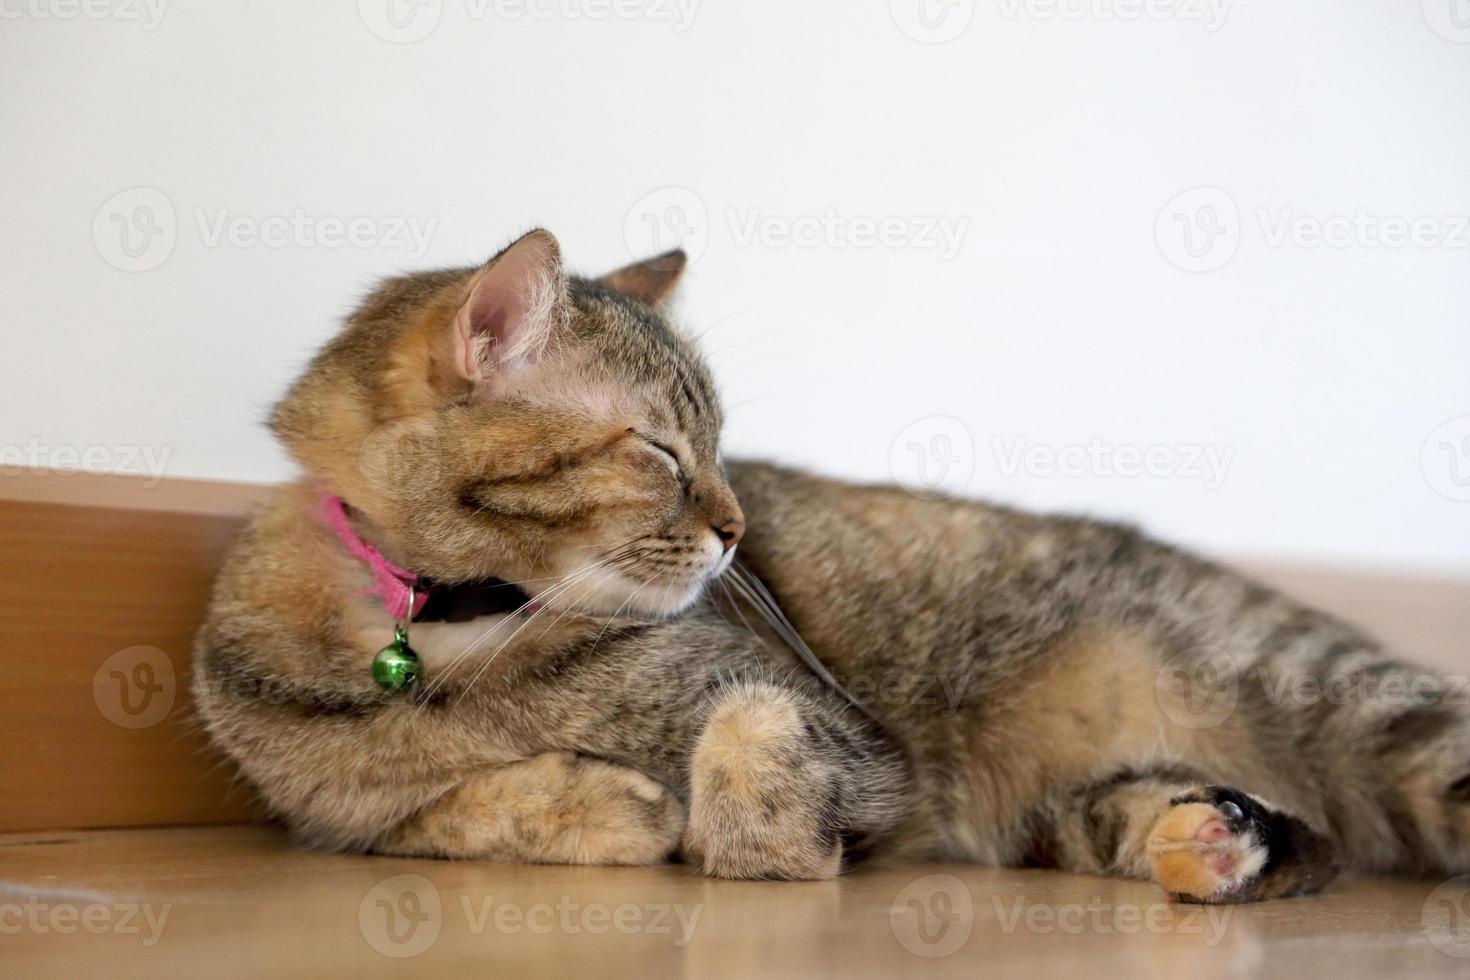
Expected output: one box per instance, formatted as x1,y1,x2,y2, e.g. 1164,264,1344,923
3,476,1469,978
4,825,1470,979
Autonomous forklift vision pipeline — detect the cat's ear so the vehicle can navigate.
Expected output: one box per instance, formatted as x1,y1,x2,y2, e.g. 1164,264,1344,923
598,249,686,306
451,229,567,385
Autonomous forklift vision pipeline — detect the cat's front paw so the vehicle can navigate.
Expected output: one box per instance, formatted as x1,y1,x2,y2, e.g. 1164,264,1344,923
683,689,843,880
1146,786,1337,903
684,816,843,881
533,753,686,866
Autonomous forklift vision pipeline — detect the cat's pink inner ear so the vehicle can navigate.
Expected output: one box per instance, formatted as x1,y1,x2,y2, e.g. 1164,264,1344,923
453,230,565,383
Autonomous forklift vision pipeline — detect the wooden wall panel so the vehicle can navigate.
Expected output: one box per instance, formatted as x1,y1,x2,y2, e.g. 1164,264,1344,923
0,491,262,832
0,472,1465,834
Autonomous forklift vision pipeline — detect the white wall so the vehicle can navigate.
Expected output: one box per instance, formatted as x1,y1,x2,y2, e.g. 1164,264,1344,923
3,0,1468,575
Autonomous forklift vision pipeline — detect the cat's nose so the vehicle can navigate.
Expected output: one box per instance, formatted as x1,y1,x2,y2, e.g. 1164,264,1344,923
711,517,744,551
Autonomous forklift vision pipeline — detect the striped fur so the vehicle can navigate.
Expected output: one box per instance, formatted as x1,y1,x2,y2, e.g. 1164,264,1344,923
193,232,1470,900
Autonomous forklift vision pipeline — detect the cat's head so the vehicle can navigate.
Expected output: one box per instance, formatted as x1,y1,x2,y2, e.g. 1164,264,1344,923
271,229,741,618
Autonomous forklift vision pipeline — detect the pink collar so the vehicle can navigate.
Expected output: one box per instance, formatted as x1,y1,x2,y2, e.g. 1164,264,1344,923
319,492,423,621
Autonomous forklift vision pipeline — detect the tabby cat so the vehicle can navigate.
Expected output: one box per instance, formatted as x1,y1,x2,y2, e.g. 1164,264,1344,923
193,229,1470,902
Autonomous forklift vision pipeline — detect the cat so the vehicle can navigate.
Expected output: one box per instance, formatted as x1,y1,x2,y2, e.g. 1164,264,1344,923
193,229,1470,902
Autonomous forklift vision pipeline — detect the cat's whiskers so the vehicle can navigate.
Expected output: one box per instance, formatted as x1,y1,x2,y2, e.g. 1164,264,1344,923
415,554,628,707
453,547,658,704
722,563,878,724
532,563,632,643
656,578,678,620
529,536,706,646
441,563,612,708
689,306,750,343
592,533,655,560
588,580,647,656
715,575,761,639
471,534,659,667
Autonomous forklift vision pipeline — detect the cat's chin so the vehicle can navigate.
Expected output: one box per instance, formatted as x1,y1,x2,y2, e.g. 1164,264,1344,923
536,552,732,621
628,580,708,619
558,573,707,620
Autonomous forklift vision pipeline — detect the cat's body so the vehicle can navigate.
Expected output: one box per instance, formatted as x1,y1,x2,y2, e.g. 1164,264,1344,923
194,231,1470,901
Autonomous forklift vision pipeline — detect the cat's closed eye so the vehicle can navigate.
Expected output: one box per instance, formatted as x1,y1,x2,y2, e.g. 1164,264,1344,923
634,432,685,481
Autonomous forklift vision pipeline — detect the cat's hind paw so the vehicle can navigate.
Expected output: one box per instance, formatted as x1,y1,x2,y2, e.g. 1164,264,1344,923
1147,794,1267,902
1146,786,1338,903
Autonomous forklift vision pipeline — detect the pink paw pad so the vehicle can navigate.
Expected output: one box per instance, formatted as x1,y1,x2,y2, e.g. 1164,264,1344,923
1204,852,1236,876
1195,818,1233,844
1148,801,1263,901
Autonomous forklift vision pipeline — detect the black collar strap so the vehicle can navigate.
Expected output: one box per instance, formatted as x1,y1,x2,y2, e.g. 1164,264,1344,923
414,577,534,623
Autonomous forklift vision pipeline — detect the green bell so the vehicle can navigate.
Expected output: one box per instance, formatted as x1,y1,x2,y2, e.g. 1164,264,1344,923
372,625,421,691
